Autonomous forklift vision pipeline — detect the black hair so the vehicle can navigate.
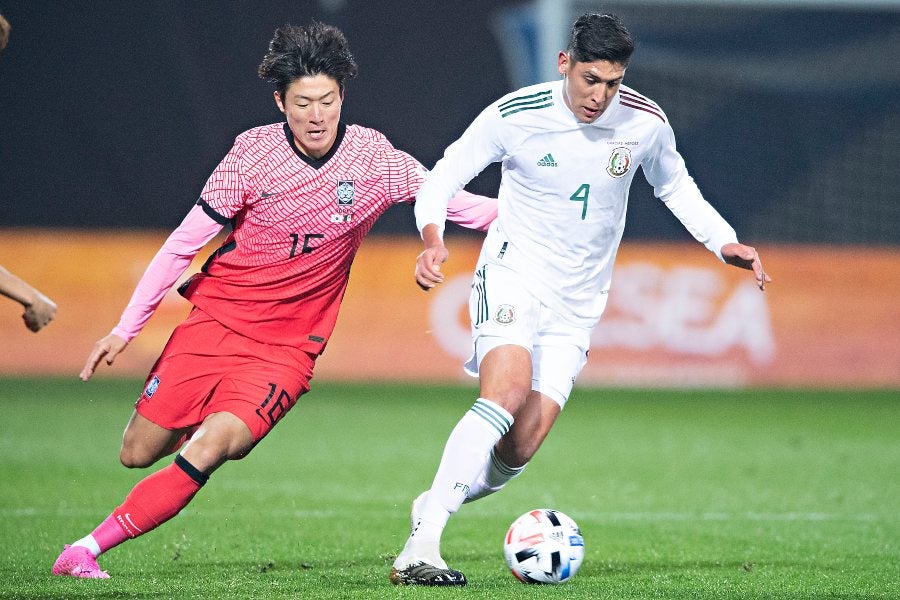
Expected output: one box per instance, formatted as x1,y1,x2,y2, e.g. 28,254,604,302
566,13,634,66
258,22,359,100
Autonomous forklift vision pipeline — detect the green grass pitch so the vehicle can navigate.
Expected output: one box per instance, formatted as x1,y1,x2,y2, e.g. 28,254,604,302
0,378,897,599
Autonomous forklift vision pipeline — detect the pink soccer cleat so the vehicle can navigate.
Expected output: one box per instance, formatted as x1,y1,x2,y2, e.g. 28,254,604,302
52,544,110,579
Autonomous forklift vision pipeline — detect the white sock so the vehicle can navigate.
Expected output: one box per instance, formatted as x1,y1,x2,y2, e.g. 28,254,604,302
72,534,101,557
412,398,513,545
464,446,526,503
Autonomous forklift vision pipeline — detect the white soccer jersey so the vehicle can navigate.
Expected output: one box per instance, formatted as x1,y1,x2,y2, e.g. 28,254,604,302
416,80,738,327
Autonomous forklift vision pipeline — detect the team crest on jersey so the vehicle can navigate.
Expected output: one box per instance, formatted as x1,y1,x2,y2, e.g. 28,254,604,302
144,375,160,398
336,180,355,206
493,304,516,325
606,147,632,178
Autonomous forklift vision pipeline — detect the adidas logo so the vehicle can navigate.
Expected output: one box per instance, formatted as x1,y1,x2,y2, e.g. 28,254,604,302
537,153,558,167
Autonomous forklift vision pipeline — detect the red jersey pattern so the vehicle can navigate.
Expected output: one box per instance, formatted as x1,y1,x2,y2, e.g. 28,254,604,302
178,122,424,353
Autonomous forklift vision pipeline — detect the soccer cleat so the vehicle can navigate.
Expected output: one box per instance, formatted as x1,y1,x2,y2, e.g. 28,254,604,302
389,561,467,586
52,544,110,579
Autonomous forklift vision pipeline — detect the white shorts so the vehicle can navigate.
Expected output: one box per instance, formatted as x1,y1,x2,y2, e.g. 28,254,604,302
463,263,590,408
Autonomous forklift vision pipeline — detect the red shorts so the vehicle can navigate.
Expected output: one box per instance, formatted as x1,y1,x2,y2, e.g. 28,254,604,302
135,308,316,443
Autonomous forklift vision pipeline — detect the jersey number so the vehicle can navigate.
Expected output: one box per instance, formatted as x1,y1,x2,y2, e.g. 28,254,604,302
289,233,324,257
569,184,590,220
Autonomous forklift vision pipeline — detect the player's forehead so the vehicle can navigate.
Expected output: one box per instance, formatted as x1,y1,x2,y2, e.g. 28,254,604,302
285,73,340,100
572,58,626,82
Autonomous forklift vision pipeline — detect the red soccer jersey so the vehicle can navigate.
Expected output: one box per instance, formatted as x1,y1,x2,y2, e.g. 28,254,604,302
178,122,424,353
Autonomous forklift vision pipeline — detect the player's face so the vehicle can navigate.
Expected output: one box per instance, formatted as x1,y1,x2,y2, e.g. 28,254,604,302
275,74,343,159
557,52,626,123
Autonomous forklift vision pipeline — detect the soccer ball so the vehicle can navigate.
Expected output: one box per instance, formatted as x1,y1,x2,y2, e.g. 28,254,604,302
503,508,584,584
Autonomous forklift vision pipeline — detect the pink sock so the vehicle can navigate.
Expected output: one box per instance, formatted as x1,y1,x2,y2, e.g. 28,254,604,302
90,514,129,554
87,456,208,555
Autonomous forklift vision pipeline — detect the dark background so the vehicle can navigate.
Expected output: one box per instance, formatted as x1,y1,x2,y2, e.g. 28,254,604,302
1,1,898,245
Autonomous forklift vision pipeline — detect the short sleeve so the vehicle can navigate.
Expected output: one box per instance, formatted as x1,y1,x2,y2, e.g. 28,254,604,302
199,135,250,219
385,146,428,205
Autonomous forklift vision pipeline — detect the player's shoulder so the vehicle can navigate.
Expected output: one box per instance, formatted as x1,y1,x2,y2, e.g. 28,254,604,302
615,85,668,126
231,122,288,152
343,124,392,148
235,122,285,141
491,81,558,121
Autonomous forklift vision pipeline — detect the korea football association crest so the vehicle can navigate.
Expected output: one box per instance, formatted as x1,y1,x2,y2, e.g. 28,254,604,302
144,375,160,398
332,180,355,223
606,146,632,178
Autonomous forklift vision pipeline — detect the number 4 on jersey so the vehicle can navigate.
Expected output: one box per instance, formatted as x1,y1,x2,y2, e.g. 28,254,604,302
569,184,590,220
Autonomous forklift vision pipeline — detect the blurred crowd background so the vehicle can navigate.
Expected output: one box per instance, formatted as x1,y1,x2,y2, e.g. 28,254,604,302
2,0,897,245
1,1,898,387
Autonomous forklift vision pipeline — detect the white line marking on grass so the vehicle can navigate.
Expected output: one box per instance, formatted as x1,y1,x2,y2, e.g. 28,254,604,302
0,508,887,523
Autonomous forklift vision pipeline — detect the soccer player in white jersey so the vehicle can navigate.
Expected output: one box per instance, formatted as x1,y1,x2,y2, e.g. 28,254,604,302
390,13,771,586
50,22,496,580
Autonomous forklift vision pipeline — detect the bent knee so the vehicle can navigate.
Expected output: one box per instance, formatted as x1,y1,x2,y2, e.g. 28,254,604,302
119,447,157,469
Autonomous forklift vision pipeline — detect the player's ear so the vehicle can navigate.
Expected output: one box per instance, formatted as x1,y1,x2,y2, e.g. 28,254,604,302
274,91,285,114
557,51,570,76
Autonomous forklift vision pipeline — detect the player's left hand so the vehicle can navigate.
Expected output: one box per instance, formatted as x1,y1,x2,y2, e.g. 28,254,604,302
80,333,129,381
721,242,771,291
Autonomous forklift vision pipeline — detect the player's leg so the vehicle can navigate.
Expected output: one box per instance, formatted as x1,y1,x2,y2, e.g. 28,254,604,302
391,345,526,585
52,412,253,579
464,316,590,502
462,389,560,504
391,345,530,585
53,311,313,579
119,410,194,468
392,264,539,585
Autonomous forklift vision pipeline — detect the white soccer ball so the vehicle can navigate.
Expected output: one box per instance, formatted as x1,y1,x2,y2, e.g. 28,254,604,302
503,508,584,584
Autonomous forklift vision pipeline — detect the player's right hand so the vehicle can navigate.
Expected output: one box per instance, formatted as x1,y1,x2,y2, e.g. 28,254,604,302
80,333,128,381
415,245,449,291
22,292,57,332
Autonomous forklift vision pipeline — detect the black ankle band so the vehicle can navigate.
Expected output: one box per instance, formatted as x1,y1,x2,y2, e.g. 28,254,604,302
175,454,210,485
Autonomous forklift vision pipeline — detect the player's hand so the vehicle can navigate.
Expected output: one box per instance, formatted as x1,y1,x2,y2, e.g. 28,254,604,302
721,242,771,291
415,245,449,291
81,333,129,381
22,292,57,332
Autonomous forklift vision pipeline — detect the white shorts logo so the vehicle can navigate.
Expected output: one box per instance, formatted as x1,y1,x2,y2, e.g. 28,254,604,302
494,304,516,325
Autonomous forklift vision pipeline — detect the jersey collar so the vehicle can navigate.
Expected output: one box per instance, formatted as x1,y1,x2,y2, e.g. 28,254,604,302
283,122,347,169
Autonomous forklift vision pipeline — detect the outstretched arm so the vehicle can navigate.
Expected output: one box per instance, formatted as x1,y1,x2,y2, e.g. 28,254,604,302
80,203,223,380
721,242,771,291
0,265,57,332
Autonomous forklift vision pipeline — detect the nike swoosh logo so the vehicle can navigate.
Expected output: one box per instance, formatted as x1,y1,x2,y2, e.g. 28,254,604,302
261,191,278,198
124,513,144,533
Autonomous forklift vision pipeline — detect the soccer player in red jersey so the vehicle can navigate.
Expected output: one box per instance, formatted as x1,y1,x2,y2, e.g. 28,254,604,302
51,22,497,579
